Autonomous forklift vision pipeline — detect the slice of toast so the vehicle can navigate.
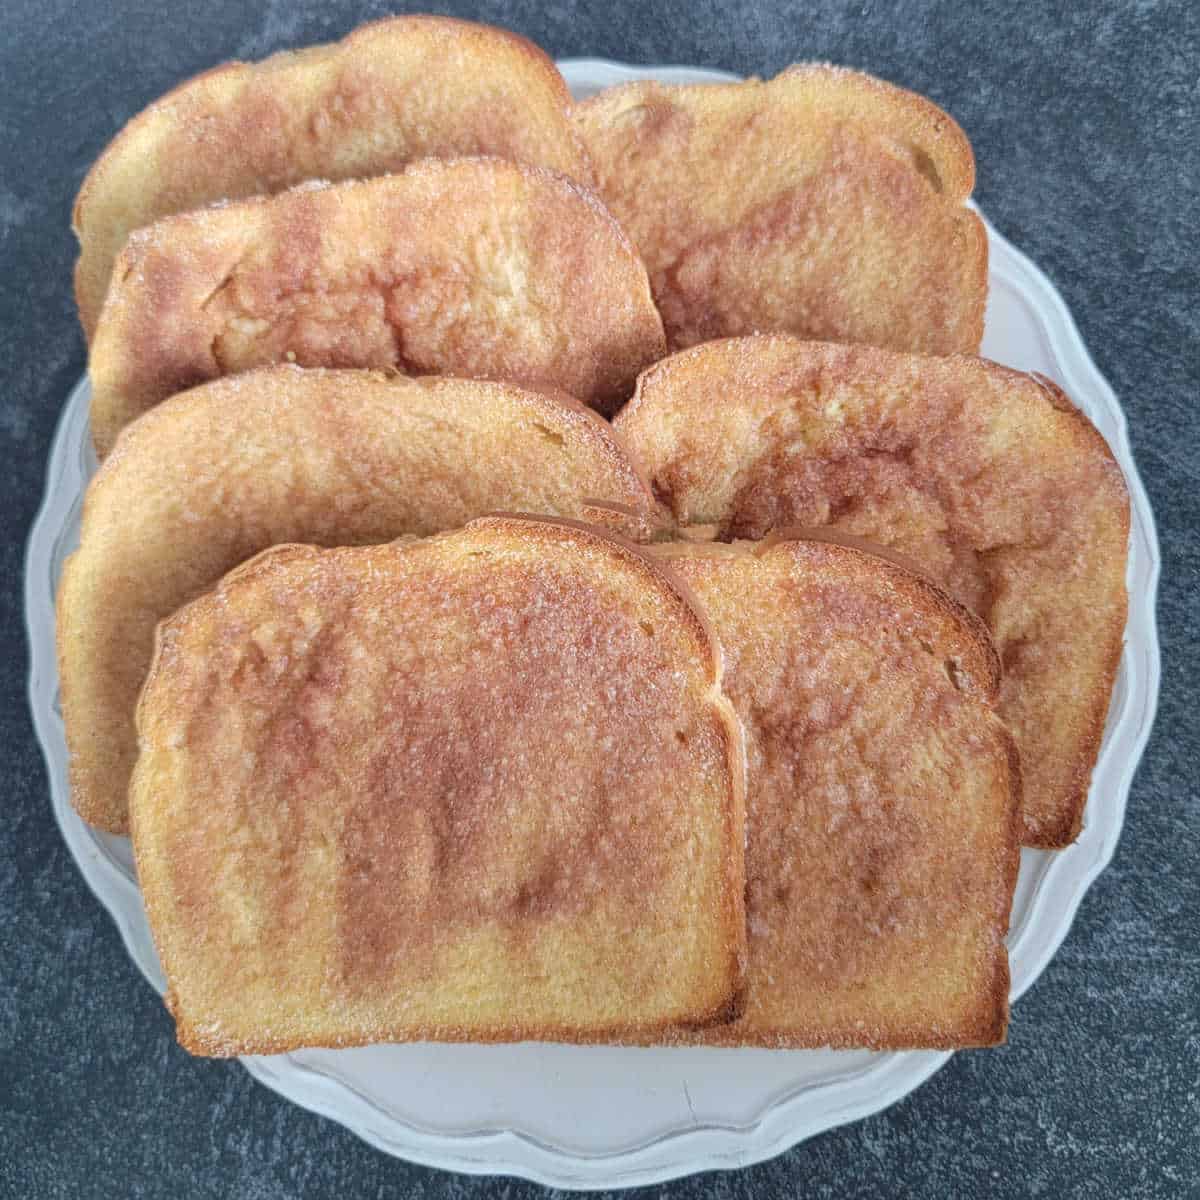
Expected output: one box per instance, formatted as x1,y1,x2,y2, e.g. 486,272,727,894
574,66,986,355
616,336,1130,847
653,537,1021,1048
74,15,591,337
130,517,746,1054
87,157,666,454
58,365,664,834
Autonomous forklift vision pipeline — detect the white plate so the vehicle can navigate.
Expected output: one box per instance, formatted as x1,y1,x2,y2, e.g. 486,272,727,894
25,58,1161,1191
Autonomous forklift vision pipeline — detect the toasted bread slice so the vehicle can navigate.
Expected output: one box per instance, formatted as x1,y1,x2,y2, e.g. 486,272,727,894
617,337,1130,847
74,15,591,337
574,66,986,355
58,366,663,834
87,157,666,454
130,517,746,1054
653,537,1020,1048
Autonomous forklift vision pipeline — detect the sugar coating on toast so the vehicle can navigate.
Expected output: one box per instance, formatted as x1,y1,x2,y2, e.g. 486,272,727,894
574,66,986,355
655,538,1020,1048
130,518,746,1053
73,14,591,337
57,366,664,834
87,157,666,454
618,337,1130,847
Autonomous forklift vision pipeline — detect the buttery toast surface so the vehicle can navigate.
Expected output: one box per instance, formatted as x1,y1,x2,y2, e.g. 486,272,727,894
574,66,986,355
88,157,666,455
58,366,662,834
652,538,1020,1048
617,337,1130,846
131,518,746,1055
74,15,590,337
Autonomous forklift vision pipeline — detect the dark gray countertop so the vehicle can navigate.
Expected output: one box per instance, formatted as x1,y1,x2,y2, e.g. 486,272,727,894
2,2,1197,1196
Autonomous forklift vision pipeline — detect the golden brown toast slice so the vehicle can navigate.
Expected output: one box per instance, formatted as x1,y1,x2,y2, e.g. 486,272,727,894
130,517,746,1054
58,365,664,834
87,157,666,454
574,66,986,355
74,15,591,337
617,337,1130,847
652,537,1020,1048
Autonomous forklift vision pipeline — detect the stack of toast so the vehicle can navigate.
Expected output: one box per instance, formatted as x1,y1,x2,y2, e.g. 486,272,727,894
57,16,1129,1055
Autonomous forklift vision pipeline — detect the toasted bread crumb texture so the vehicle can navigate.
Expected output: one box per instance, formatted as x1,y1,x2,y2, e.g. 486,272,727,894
619,337,1130,846
658,539,1019,1047
130,519,744,1054
74,15,590,337
574,67,986,355
87,158,666,454
56,367,659,834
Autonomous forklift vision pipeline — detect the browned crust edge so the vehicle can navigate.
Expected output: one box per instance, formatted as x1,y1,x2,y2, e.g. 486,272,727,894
764,529,1003,698
102,366,658,512
1019,373,1131,848
54,554,122,830
574,61,977,202
132,517,749,1056
959,208,990,353
172,1001,753,1056
94,152,648,282
778,62,977,199
655,531,1004,699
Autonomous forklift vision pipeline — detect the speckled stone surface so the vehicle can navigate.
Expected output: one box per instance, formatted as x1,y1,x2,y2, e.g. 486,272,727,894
2,1,1197,1196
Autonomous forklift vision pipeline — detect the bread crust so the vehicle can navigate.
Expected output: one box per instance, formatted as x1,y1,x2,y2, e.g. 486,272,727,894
618,336,1129,847
1018,373,1130,845
132,517,747,1055
74,14,591,336
574,66,986,355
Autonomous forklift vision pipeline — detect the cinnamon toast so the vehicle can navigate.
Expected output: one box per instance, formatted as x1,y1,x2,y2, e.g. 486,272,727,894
58,366,663,834
130,517,746,1054
73,15,590,337
652,537,1020,1048
87,157,666,455
574,66,986,355
617,337,1130,846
